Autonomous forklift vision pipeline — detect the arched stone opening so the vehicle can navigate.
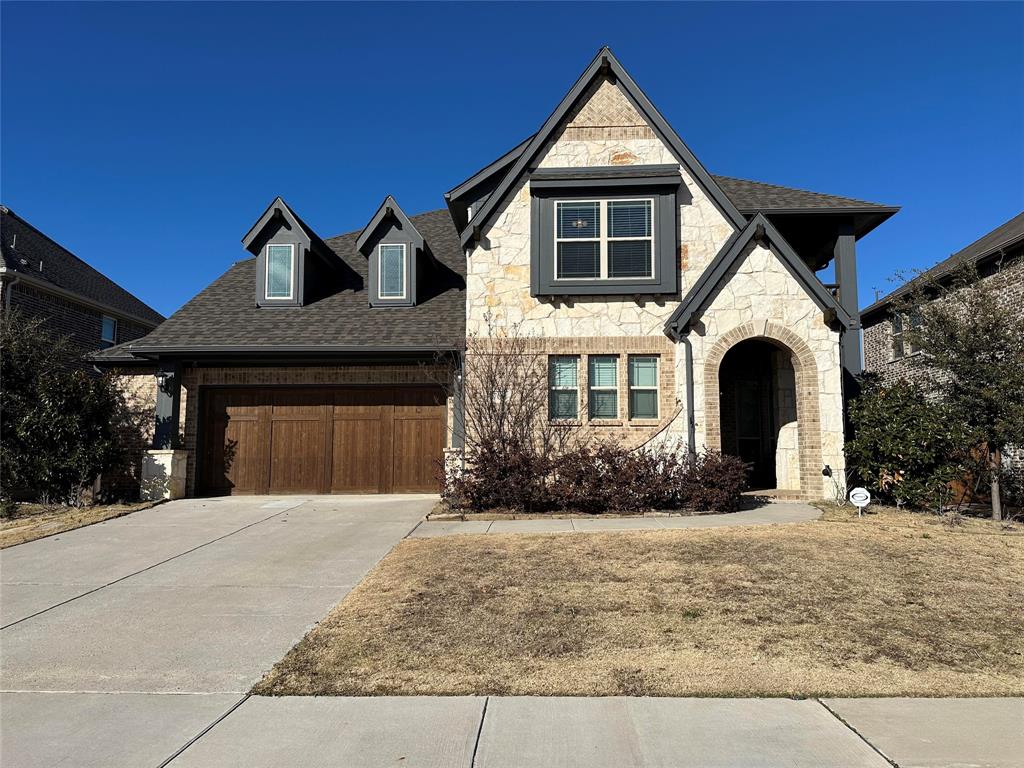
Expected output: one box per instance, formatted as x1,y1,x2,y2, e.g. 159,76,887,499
703,322,823,497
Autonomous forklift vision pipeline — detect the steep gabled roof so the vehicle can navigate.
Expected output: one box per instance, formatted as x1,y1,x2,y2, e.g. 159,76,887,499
460,47,747,248
861,211,1024,319
241,196,334,259
355,196,426,254
0,205,164,326
712,175,897,214
665,213,852,337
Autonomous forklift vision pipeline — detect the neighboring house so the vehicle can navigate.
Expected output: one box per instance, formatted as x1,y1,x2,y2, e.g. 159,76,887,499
95,48,898,501
861,211,1024,493
1,205,166,499
862,211,1024,383
0,205,164,356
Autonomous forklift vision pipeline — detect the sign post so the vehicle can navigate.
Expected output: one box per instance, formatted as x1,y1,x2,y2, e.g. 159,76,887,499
849,487,871,517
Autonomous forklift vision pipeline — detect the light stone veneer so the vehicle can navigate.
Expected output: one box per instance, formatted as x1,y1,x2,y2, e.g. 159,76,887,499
471,79,843,497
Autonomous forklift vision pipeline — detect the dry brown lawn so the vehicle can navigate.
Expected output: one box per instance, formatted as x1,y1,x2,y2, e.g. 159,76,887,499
1,501,157,548
255,505,1024,698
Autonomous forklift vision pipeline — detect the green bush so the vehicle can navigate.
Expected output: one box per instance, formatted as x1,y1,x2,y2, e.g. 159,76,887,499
1,311,125,505
846,377,966,510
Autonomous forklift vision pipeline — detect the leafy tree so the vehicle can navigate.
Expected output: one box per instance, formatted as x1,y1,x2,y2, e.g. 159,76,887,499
1,310,124,506
897,263,1024,520
847,377,966,511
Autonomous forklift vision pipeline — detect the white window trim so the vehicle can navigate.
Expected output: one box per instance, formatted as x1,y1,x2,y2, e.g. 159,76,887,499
588,355,619,420
553,198,655,281
378,243,407,300
549,355,580,420
265,243,295,300
629,355,659,420
101,315,117,346
890,311,922,361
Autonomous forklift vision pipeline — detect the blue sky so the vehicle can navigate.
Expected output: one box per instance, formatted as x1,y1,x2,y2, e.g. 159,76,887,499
2,1,1022,318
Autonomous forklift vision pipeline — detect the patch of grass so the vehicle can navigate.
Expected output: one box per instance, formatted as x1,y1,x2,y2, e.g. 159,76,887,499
1,501,157,548
256,512,1024,698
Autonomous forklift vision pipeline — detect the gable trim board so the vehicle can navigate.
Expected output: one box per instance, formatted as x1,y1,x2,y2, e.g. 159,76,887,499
664,213,853,337
356,196,427,254
460,47,747,248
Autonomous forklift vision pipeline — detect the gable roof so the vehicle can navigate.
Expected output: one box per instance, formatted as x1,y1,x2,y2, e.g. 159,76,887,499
665,212,852,338
460,47,747,248
861,211,1024,320
712,176,897,214
98,209,465,359
355,196,426,254
0,205,164,326
241,196,334,260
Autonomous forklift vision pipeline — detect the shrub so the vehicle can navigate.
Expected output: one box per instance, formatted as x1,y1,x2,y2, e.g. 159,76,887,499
444,441,749,515
846,377,966,510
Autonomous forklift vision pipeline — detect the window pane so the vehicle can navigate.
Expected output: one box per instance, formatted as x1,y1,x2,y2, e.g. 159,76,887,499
549,356,577,388
549,390,578,420
380,244,405,298
557,241,600,279
608,200,651,238
590,390,618,419
608,240,652,278
589,356,617,388
629,357,658,388
557,202,599,239
630,389,658,419
266,245,293,298
892,314,903,334
893,338,905,359
101,316,117,342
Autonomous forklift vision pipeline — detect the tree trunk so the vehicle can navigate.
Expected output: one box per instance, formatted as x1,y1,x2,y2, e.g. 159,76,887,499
989,447,1002,522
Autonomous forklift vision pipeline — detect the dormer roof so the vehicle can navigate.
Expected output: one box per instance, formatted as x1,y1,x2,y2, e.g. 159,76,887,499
356,196,426,255
241,196,334,260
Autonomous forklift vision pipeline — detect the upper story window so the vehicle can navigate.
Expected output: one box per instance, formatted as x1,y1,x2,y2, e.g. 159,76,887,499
555,199,653,281
100,315,117,349
548,355,579,420
265,244,294,299
378,244,406,299
891,310,922,359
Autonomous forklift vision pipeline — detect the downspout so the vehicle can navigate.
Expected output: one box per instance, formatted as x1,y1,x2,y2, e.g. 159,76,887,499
682,333,697,457
1,269,20,313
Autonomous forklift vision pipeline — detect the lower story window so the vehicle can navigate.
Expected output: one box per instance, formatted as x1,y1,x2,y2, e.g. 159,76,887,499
629,355,659,419
548,356,579,420
588,355,619,419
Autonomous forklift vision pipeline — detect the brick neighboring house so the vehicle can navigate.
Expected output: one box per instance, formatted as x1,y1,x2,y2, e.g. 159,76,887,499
862,211,1024,383
861,211,1024,492
1,205,165,499
0,205,164,358
94,48,900,501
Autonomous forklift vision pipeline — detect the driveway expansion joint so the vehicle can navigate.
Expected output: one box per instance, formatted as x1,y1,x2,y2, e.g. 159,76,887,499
816,698,899,768
157,693,251,768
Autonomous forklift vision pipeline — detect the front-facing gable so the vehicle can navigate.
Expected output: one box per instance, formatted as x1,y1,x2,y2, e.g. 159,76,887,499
356,196,435,307
461,47,746,250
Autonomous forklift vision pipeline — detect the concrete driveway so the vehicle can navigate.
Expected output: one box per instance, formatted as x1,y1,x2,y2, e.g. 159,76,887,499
0,494,431,768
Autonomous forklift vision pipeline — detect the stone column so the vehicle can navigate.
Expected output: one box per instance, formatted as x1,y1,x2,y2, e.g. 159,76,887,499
142,360,188,500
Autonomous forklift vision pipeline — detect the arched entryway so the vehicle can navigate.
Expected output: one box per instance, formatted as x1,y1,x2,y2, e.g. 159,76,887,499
703,322,823,496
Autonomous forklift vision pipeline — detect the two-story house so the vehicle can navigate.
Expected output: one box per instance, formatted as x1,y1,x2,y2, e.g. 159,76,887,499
96,48,898,501
1,205,164,358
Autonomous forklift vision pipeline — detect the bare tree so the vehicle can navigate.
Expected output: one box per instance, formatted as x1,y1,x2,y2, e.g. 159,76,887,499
897,262,1024,520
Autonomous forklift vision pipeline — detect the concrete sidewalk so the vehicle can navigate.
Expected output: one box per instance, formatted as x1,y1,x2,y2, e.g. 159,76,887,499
13,694,1006,768
410,502,820,538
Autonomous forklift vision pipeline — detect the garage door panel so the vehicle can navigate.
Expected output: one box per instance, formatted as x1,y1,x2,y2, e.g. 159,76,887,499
392,414,444,492
269,419,326,493
331,418,384,492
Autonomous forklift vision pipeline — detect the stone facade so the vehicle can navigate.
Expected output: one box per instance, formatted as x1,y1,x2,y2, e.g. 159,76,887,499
466,76,844,498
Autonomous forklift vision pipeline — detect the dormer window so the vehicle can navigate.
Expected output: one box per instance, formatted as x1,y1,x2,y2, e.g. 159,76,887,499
265,244,294,300
555,199,653,280
378,244,406,299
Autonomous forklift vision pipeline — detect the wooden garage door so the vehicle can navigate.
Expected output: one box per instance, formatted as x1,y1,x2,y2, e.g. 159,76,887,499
199,387,446,495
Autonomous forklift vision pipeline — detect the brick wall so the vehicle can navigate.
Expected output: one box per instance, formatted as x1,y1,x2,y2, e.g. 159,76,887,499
472,335,678,449
5,282,153,370
103,369,158,500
